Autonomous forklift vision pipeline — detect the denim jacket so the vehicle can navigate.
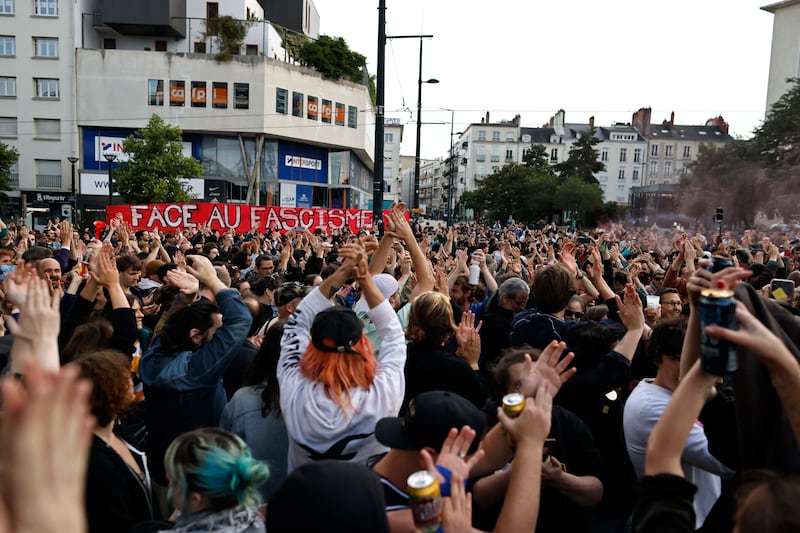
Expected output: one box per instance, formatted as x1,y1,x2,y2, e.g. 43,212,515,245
139,289,252,483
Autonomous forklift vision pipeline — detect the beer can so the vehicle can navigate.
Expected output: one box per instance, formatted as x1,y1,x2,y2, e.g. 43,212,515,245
502,393,526,418
707,255,733,274
407,470,442,533
698,288,737,375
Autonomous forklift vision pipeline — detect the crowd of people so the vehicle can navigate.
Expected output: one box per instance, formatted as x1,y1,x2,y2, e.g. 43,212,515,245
0,205,798,533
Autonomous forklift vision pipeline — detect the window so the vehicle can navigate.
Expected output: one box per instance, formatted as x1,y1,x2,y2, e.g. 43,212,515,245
103,38,116,49
275,87,288,114
194,42,206,53
618,168,625,180
0,35,15,56
619,148,627,162
0,0,13,14
384,133,393,143
155,40,167,52
306,95,317,120
234,82,249,109
650,144,659,157
321,99,332,123
33,117,59,139
347,106,358,128
476,150,486,162
33,0,57,16
550,148,558,162
683,145,691,159
245,44,258,56
169,80,185,106
664,161,672,178
0,117,17,137
33,37,58,57
292,92,303,117
506,132,515,141
35,159,61,188
490,149,500,162
206,2,219,34
335,103,345,126
147,79,164,106
0,76,15,97
191,81,206,107
505,148,513,161
617,185,626,202
212,82,227,108
478,130,486,141
383,150,393,160
492,131,500,141
649,161,658,176
34,78,59,98
665,144,673,158
633,148,641,163
601,148,608,162
632,168,639,181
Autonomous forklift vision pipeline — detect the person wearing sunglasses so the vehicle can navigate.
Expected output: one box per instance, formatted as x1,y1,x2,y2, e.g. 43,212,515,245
564,295,585,322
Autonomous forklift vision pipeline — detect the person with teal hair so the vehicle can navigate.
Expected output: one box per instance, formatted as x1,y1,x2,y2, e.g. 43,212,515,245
161,428,270,532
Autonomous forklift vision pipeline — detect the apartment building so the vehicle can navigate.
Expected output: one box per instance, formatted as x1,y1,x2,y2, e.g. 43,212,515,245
1,0,375,227
382,117,403,205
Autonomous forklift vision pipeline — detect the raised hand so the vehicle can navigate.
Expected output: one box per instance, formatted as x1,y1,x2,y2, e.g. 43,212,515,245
617,283,644,331
164,269,200,296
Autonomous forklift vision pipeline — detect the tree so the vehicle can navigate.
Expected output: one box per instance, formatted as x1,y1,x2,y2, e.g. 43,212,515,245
205,15,252,61
678,141,766,228
299,35,366,83
523,144,556,174
753,78,800,172
463,163,557,222
0,141,18,203
552,176,604,226
277,27,309,63
113,115,203,204
554,128,604,185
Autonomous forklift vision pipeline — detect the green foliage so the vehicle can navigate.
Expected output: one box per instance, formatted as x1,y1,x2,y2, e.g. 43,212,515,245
523,144,555,174
553,176,604,225
113,115,202,204
554,128,604,184
206,15,252,60
754,78,800,171
278,27,309,62
299,35,366,83
0,141,18,203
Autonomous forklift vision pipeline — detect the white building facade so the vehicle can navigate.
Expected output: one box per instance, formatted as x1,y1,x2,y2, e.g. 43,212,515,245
761,0,800,112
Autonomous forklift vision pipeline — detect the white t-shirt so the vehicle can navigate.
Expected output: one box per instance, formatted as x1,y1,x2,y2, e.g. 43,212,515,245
623,380,734,528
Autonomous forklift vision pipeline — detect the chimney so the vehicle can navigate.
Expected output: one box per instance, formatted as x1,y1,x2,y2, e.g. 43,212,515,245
513,114,521,126
705,115,729,135
669,111,675,129
485,111,490,124
631,107,652,136
589,116,595,129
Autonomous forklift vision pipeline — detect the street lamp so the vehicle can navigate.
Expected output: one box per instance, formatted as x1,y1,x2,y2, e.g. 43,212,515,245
67,156,78,225
103,153,117,205
414,75,438,212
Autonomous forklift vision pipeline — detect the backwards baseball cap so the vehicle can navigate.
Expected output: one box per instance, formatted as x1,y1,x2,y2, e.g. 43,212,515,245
375,391,487,454
310,306,364,354
274,281,310,307
354,273,399,313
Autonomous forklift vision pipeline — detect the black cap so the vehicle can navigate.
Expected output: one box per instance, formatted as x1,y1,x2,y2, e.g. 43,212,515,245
375,391,486,454
310,306,363,354
267,461,389,533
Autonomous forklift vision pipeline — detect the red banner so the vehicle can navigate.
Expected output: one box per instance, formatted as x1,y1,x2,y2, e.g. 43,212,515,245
106,203,391,233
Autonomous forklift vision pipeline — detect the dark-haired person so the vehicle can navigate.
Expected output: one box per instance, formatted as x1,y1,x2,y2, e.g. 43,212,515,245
624,317,734,528
278,243,405,471
659,287,684,320
139,254,252,485
221,321,289,503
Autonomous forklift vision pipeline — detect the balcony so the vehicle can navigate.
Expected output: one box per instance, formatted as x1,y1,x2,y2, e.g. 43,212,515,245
36,174,62,189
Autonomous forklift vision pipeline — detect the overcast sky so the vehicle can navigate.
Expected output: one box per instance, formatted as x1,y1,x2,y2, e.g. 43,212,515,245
313,0,776,160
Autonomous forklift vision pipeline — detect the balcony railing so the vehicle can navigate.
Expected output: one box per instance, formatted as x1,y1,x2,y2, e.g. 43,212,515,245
36,174,62,188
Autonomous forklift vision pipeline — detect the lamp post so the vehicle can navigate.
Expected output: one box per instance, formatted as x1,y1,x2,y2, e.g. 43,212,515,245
67,156,78,225
103,153,117,205
385,34,434,212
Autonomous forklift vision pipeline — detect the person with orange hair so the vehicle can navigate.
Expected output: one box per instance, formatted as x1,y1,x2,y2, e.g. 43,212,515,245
278,243,405,471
